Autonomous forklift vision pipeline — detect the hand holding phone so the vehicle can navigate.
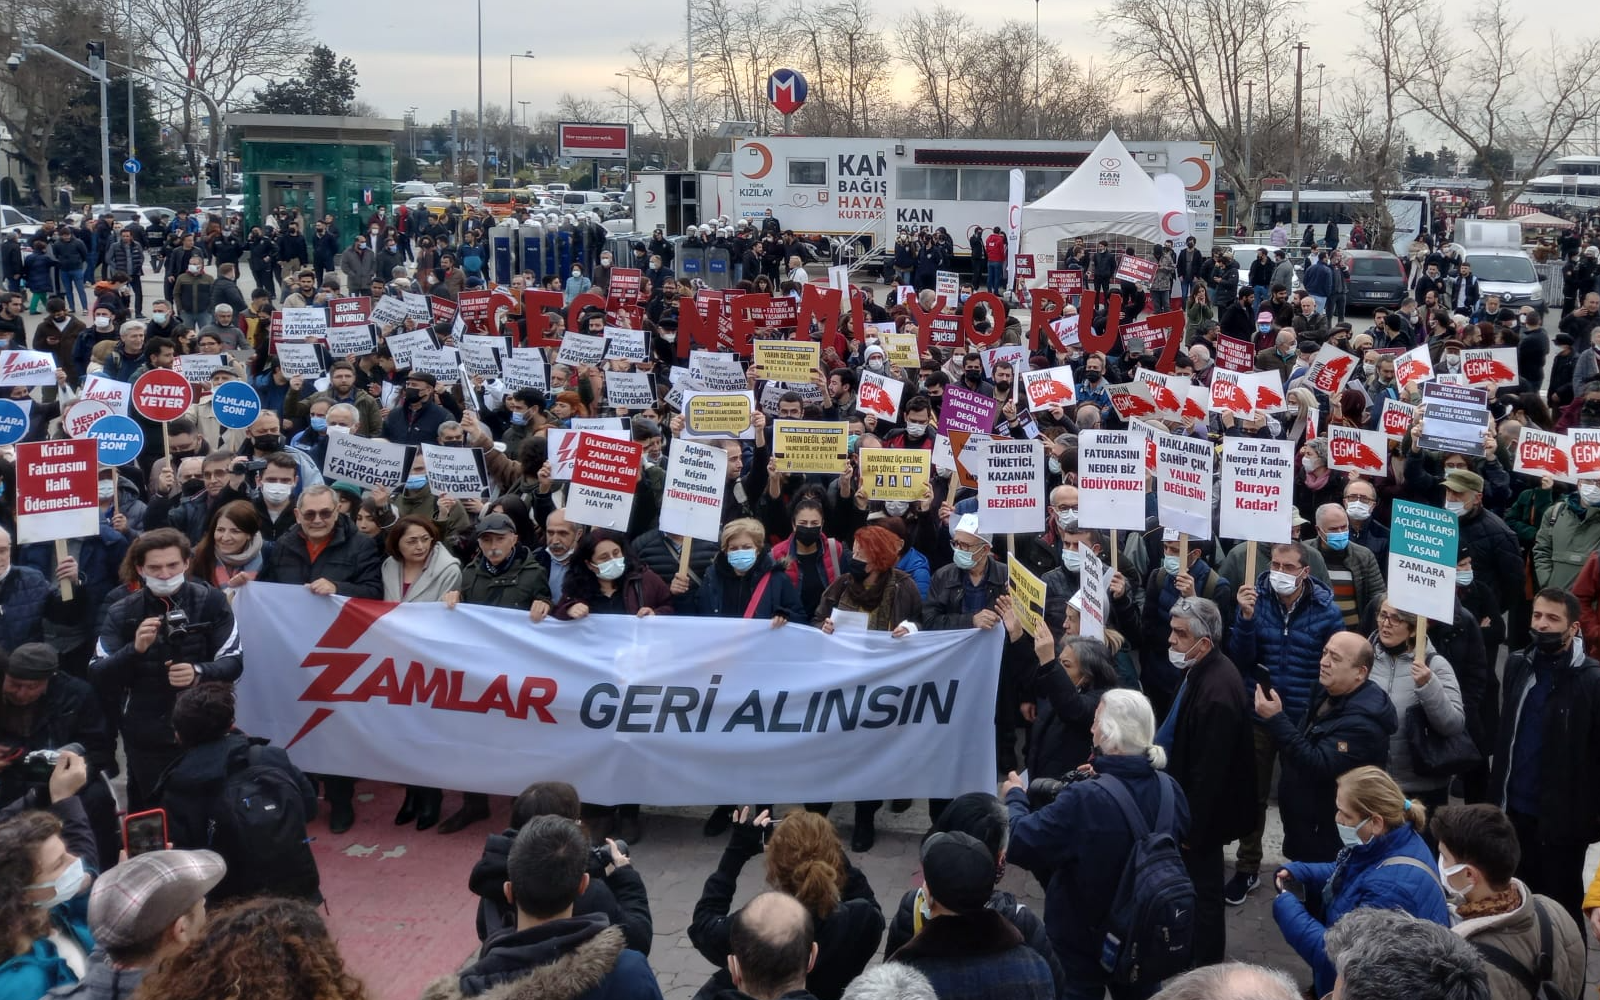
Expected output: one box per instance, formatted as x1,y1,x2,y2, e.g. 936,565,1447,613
123,809,168,857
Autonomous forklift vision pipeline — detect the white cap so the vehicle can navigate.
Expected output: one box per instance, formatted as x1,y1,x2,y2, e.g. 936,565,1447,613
1067,591,1085,614
952,513,991,547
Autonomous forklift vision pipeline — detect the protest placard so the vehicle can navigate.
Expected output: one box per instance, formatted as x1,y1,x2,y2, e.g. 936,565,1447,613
454,289,493,333
1209,370,1252,417
603,326,649,363
278,307,327,342
1114,255,1157,284
1155,430,1214,539
176,353,228,383
402,292,432,324
79,375,130,417
1007,554,1046,637
555,332,608,368
936,271,960,298
883,330,920,369
1243,370,1287,413
1380,398,1418,441
1571,428,1600,479
369,294,411,328
0,399,27,446
856,370,904,421
0,350,58,386
1306,342,1358,396
1419,382,1491,457
85,415,143,467
682,391,755,439
1020,366,1077,412
428,296,457,328
1387,500,1459,620
420,443,490,497
976,438,1043,536
1077,544,1109,641
210,381,261,431
859,449,930,501
131,369,192,424
1046,270,1084,295
927,315,962,350
324,433,411,490
981,344,1028,381
1049,315,1081,348
1182,385,1209,423
689,351,748,391
771,420,849,474
1014,254,1036,279
609,268,642,306
605,370,656,410
503,349,548,392
547,425,627,478
1462,347,1519,389
1077,430,1147,531
659,440,728,542
15,439,98,550
1133,370,1190,421
753,296,797,328
1108,380,1160,421
1216,336,1255,373
61,401,113,439
1513,427,1574,483
568,434,644,530
457,335,506,378
411,347,462,384
384,327,439,367
752,341,820,381
328,296,371,328
326,323,377,358
276,341,328,379
1397,345,1433,392
940,383,1000,435
1329,425,1390,477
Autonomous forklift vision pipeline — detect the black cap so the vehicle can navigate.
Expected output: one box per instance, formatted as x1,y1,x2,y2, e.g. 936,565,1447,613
1555,332,1575,346
920,832,995,914
1296,339,1320,354
408,371,438,387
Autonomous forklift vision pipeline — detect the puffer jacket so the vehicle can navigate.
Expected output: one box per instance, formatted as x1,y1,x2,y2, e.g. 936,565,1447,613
1491,638,1600,845
105,238,145,276
1273,822,1448,996
468,828,653,954
1451,882,1588,1000
632,531,717,614
0,562,60,648
258,517,383,598
1264,678,1398,862
690,551,806,622
381,544,462,602
1229,573,1347,725
1533,491,1600,593
1367,637,1465,792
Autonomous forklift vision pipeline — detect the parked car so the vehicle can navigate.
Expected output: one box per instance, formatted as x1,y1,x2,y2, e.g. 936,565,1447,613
395,180,438,198
195,194,244,218
0,205,43,231
1341,249,1408,310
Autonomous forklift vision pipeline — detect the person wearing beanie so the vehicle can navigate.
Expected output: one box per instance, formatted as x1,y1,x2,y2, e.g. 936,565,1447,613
886,832,1053,1000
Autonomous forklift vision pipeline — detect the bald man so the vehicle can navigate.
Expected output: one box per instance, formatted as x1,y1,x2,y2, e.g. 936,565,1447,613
727,892,817,1000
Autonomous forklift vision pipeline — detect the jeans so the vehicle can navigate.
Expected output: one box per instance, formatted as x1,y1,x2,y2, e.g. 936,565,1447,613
1151,290,1171,313
181,311,207,330
987,260,1004,294
1310,294,1327,313
61,268,86,310
128,272,144,316
1253,284,1270,307
1179,278,1193,303
1328,292,1347,322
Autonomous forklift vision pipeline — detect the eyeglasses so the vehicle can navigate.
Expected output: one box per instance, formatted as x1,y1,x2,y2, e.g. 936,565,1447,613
300,509,336,521
952,540,987,553
1376,610,1413,626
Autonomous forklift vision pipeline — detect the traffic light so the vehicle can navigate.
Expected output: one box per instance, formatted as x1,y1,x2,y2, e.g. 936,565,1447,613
85,40,105,74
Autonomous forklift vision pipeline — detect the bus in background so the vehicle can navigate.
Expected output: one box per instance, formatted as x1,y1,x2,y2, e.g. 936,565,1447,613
1251,190,1431,256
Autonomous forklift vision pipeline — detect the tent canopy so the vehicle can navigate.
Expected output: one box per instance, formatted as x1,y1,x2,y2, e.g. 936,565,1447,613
1019,131,1182,280
1516,211,1571,227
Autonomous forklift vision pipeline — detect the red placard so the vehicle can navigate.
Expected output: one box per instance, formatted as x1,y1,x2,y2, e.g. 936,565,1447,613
456,290,493,333
1216,336,1255,374
1014,254,1036,279
328,296,372,328
927,315,962,350
1046,270,1084,295
429,296,458,328
131,368,194,423
608,268,642,307
1114,255,1157,284
571,435,642,492
15,439,99,543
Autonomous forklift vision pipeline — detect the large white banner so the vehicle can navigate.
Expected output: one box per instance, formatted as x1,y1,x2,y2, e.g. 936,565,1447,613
232,584,1003,804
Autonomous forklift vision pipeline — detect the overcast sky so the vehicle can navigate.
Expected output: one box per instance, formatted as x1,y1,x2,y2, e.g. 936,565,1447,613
311,0,1574,139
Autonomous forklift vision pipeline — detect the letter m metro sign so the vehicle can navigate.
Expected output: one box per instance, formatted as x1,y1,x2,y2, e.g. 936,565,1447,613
767,68,809,117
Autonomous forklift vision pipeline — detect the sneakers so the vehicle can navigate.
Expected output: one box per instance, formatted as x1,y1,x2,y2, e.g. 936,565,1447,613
1224,871,1260,906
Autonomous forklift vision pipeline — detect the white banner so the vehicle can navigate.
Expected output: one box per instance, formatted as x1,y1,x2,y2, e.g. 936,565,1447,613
232,584,1004,803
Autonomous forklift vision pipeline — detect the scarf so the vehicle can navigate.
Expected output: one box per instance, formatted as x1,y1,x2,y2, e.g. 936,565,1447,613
1453,885,1520,920
840,571,898,632
215,532,265,569
478,544,529,577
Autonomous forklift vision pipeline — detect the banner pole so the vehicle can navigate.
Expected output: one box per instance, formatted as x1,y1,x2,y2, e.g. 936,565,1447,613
1246,542,1257,587
55,539,74,601
1110,529,1118,573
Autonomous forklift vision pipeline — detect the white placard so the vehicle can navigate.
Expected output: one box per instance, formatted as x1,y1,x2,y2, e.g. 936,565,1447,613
555,332,608,368
1020,366,1077,413
327,324,377,358
276,341,327,379
976,437,1044,536
1219,438,1294,543
0,350,59,386
856,370,904,421
1078,543,1109,642
278,307,328,342
603,326,649,363
1154,430,1213,539
1077,430,1148,532
324,433,411,490
384,328,438,368
688,351,748,392
605,370,656,410
458,335,506,378
503,349,548,392
659,440,729,543
420,443,489,497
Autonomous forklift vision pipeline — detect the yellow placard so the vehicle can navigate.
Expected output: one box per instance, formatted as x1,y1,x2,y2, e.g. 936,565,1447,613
685,393,753,436
753,341,822,382
859,448,931,501
1007,554,1046,637
772,420,850,474
883,331,920,369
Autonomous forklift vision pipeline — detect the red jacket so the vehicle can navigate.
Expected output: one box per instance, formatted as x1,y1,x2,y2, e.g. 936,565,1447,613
984,233,1007,263
1574,551,1600,650
770,534,844,590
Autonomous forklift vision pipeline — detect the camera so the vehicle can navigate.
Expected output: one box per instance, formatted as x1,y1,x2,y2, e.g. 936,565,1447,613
6,54,22,72
1026,768,1095,812
159,608,192,641
591,839,629,869
22,743,86,782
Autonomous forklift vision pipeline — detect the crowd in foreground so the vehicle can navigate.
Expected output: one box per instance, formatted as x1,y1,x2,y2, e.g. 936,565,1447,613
0,204,1597,1000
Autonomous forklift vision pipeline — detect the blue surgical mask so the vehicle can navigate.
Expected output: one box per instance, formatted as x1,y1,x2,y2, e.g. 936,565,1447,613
1323,531,1349,551
405,474,428,490
510,410,528,425
727,549,758,572
847,434,861,454
1162,554,1181,575
1336,817,1369,848
309,415,327,432
595,557,627,581
952,548,977,570
1457,570,1474,587
28,856,86,910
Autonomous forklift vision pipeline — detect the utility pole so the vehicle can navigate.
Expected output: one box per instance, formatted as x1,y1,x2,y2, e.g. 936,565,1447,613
90,42,111,213
452,109,461,188
509,51,533,181
1243,80,1254,183
126,0,136,202
1291,41,1308,233
685,0,695,169
475,0,484,184
1033,0,1041,139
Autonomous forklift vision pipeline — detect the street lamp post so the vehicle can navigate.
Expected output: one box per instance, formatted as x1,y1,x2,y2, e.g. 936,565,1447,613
14,38,112,212
1291,41,1308,233
1132,87,1149,136
1033,0,1041,139
685,0,695,169
509,51,534,181
125,0,136,202
476,0,484,184
405,105,418,163
615,71,637,168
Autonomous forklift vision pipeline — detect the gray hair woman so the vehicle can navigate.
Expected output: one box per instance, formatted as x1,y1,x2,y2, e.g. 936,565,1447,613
1368,601,1465,812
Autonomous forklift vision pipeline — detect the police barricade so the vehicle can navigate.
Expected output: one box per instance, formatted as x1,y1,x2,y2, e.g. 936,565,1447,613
705,247,732,289
518,224,547,283
1535,261,1564,310
677,244,709,285
489,223,518,285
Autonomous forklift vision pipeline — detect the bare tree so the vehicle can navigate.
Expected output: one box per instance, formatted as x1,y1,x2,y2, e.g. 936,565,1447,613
895,6,970,139
1397,0,1600,212
1333,0,1422,250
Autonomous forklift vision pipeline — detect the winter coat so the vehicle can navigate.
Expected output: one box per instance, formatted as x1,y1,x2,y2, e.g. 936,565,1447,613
0,562,61,649
1264,678,1398,861
883,888,1064,999
1139,558,1233,705
770,534,844,591
0,672,114,805
689,835,883,1000
382,545,463,602
921,556,1008,631
1318,540,1385,622
105,238,145,276
1273,823,1448,996
813,569,922,632
1024,662,1106,780
1229,573,1348,724
456,550,553,610
631,532,717,614
690,552,806,622
554,566,674,618
382,399,453,446
1450,505,1522,610
421,915,661,1000
21,249,55,290
1302,260,1333,297
339,246,377,290
1450,882,1588,1000
468,829,653,953
172,272,213,315
1491,638,1600,845
888,909,1054,1000
258,517,384,597
52,236,90,270
1166,646,1258,848
1367,637,1465,792
1533,492,1600,593
1005,753,1190,973
34,315,86,381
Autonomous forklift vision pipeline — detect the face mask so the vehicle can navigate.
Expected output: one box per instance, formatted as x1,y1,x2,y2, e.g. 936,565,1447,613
1336,817,1369,848
1162,554,1181,575
1530,628,1567,653
1269,570,1301,595
964,371,982,385
727,549,758,572
405,474,428,490
1056,507,1080,532
1168,646,1195,670
404,387,423,404
1061,548,1083,572
309,416,328,432
846,434,860,453
27,857,87,910
1443,353,1461,370
904,421,927,439
180,478,205,497
261,482,295,505
326,424,352,436
1048,457,1062,476
1323,531,1350,551
151,312,169,324
142,573,185,597
1346,500,1372,521
1301,455,1320,473
884,500,909,516
595,557,627,581
792,525,821,546
356,242,367,251
1457,569,1474,587
846,557,869,581
252,433,282,453
952,548,977,570
98,480,117,501
508,409,529,426
572,269,581,277
1437,855,1473,901
94,315,112,329
1444,499,1467,515
600,256,612,265
1581,483,1600,506
188,264,201,274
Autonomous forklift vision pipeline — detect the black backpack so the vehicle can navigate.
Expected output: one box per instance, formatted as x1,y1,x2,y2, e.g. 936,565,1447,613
1095,774,1196,986
208,743,321,903
1471,898,1573,1000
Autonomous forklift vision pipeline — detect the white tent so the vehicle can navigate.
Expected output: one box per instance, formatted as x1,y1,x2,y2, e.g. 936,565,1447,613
1019,131,1175,284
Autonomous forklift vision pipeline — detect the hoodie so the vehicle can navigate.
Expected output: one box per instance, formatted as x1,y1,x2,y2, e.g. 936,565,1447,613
468,829,653,955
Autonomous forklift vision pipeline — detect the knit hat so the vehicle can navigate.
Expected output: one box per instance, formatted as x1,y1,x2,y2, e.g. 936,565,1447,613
5,643,58,681
920,832,995,915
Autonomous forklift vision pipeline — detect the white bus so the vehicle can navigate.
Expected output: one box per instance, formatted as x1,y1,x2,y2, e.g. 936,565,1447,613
1250,190,1431,256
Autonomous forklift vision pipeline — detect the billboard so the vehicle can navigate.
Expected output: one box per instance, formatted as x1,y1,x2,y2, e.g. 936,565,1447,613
559,122,630,161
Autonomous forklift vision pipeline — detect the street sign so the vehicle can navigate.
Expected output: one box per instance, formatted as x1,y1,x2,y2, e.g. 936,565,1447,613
123,158,141,175
767,68,809,116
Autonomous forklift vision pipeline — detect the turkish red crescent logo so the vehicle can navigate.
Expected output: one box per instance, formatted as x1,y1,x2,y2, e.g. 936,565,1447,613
286,599,398,748
1519,440,1570,476
1009,204,1020,229
645,190,657,204
741,143,773,180
1161,211,1183,236
1182,157,1212,192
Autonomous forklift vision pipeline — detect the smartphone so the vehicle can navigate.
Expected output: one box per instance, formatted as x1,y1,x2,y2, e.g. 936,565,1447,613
122,809,167,857
1253,666,1274,698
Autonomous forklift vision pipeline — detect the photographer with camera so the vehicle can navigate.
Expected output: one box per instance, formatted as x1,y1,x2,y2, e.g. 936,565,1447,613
91,529,243,811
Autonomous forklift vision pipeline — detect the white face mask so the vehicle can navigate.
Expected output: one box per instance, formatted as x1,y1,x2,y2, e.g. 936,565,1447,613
98,480,117,501
884,500,909,516
260,482,294,505
187,264,201,274
904,421,927,439
325,424,352,436
1301,455,1320,473
1580,483,1600,506
1444,499,1467,515
1345,500,1372,521
1269,569,1301,595
1061,548,1083,571
142,572,184,597
27,856,87,910
94,315,112,329
1167,644,1197,670
1055,508,1079,532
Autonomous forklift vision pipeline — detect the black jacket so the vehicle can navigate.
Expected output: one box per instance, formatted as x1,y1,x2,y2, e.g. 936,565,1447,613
469,828,653,954
259,517,384,597
424,915,657,1000
1491,639,1600,844
1457,505,1524,610
922,557,1007,631
1166,647,1258,848
884,887,1065,998
91,581,244,751
1264,678,1397,862
0,673,116,804
1024,661,1105,781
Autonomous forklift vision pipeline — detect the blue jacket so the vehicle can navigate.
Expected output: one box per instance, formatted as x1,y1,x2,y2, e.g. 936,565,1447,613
0,563,56,648
895,547,931,599
1229,573,1347,724
691,552,807,622
21,250,54,291
1005,753,1190,972
1273,823,1448,996
1302,261,1333,297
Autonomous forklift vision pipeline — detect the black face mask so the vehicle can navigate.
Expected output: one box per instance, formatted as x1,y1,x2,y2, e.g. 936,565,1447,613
792,525,821,546
846,557,870,581
1086,371,1103,382
252,433,283,453
1530,628,1567,654
963,371,982,385
180,478,205,497
404,387,423,405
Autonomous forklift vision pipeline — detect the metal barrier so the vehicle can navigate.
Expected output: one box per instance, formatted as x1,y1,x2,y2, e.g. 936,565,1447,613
1535,261,1565,309
706,247,732,289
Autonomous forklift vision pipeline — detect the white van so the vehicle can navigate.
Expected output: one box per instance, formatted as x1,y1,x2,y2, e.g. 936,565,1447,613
1457,219,1546,315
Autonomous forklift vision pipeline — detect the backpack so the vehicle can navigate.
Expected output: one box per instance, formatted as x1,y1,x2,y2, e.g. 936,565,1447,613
208,743,321,902
1471,898,1573,1000
1094,774,1195,986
